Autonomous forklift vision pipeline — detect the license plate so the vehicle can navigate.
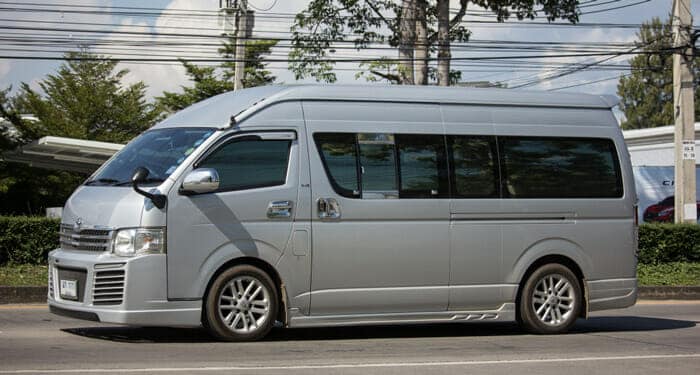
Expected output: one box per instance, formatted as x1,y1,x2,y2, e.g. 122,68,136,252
60,279,78,300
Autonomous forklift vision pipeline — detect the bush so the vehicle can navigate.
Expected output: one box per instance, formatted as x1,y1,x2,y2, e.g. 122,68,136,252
0,216,59,265
638,223,700,264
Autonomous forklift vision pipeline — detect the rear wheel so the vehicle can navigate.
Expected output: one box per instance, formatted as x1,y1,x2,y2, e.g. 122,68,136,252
518,263,582,334
204,264,278,341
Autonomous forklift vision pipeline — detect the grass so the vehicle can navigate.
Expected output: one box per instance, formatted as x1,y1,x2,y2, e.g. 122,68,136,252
637,262,700,286
0,262,699,287
0,264,48,286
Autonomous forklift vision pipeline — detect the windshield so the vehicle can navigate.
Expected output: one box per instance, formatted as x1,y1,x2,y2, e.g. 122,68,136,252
87,128,215,186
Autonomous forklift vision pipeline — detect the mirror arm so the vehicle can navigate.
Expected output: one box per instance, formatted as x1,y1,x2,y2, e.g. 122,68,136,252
132,182,167,209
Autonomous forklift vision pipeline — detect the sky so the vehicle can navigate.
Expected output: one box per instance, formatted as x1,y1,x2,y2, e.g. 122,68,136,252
0,0,697,105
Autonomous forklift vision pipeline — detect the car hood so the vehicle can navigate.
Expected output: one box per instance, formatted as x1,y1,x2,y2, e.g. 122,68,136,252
62,185,164,229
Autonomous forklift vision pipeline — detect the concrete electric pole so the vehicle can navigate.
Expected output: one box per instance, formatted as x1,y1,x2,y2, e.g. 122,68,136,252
233,0,249,91
672,0,697,223
219,0,253,90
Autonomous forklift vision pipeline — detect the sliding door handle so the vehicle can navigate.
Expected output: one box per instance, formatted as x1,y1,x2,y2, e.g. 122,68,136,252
267,200,293,218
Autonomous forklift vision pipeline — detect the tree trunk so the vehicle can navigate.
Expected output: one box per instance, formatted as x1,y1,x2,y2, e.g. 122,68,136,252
398,0,416,85
414,0,428,85
437,0,450,86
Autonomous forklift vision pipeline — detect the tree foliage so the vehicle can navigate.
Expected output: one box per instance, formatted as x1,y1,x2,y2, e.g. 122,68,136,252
157,38,277,113
13,52,160,143
617,17,700,130
290,0,580,85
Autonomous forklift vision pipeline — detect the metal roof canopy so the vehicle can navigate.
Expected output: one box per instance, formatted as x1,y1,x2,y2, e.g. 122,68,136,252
1,136,123,174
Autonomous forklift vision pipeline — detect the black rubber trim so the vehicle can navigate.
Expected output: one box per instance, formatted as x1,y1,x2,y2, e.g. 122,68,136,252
49,305,100,322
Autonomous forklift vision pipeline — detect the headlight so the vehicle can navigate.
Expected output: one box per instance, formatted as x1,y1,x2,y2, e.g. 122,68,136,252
113,228,165,257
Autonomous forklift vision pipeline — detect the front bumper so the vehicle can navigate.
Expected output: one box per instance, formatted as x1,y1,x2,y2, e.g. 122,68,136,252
47,249,201,327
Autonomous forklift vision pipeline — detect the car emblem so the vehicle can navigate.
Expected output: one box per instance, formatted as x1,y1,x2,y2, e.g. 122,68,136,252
74,217,83,232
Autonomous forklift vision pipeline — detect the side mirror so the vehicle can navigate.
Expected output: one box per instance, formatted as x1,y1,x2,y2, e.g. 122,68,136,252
131,167,167,209
181,168,220,195
131,166,150,184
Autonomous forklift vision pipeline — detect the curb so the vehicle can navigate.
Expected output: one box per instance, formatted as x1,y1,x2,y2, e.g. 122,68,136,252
0,286,47,304
637,286,700,300
1,286,700,304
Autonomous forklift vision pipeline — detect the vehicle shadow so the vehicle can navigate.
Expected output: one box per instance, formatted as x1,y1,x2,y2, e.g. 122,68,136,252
61,315,696,344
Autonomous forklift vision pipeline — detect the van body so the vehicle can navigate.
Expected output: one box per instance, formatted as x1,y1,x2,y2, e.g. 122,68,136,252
48,85,637,340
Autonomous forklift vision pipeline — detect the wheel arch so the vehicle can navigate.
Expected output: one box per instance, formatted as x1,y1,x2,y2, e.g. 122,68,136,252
201,256,288,326
507,238,592,318
515,254,588,319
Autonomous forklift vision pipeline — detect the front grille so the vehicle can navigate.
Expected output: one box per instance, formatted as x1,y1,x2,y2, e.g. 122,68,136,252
59,224,112,252
48,265,54,299
93,270,125,305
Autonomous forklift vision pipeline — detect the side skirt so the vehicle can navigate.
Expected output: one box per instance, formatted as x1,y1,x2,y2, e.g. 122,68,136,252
288,303,516,328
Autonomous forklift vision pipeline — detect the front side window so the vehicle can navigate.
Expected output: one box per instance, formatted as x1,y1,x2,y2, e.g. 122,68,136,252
198,138,291,191
500,137,622,198
88,128,215,186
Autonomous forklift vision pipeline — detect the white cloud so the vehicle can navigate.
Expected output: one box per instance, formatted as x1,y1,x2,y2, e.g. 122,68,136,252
0,61,11,80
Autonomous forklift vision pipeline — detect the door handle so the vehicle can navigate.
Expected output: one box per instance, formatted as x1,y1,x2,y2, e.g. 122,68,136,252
317,198,341,220
267,200,293,218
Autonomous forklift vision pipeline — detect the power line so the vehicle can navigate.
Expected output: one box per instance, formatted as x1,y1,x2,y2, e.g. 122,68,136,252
548,73,632,91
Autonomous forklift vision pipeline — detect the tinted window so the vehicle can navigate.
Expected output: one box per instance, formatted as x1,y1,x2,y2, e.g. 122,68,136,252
500,137,622,198
397,134,449,198
448,136,498,198
314,133,360,197
198,139,291,191
358,133,398,198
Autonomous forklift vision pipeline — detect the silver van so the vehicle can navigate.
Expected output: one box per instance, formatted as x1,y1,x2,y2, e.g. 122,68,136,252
48,85,637,341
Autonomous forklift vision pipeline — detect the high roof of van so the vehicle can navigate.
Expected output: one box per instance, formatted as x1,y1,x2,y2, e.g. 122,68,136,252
153,85,619,129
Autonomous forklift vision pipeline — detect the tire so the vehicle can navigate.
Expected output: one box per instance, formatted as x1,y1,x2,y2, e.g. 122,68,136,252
203,264,278,341
518,263,582,334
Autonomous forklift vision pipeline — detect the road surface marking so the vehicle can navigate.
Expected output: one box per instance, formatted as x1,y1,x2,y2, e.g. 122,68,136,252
1,353,699,373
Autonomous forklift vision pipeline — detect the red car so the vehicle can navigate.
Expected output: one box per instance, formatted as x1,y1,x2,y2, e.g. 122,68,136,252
643,196,700,222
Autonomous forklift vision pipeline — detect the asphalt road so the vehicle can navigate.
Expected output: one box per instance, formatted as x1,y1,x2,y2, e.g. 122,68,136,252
0,301,698,375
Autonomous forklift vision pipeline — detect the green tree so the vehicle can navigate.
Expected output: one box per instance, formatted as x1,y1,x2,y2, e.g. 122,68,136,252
157,38,277,113
14,52,160,143
0,52,159,215
290,0,580,85
617,17,700,129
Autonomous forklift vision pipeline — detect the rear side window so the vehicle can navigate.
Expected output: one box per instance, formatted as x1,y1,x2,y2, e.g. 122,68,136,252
500,137,622,198
358,133,398,198
448,136,499,198
314,132,448,199
198,139,291,191
314,133,360,197
397,134,448,198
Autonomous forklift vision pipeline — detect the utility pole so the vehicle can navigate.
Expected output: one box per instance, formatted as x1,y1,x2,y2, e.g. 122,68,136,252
672,0,697,223
219,0,252,90
233,0,248,91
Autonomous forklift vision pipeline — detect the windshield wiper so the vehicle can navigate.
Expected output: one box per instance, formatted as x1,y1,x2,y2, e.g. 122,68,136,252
84,178,120,186
114,177,164,186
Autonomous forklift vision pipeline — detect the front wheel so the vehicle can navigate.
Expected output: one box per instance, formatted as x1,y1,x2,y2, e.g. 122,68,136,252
204,264,278,341
518,263,582,334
